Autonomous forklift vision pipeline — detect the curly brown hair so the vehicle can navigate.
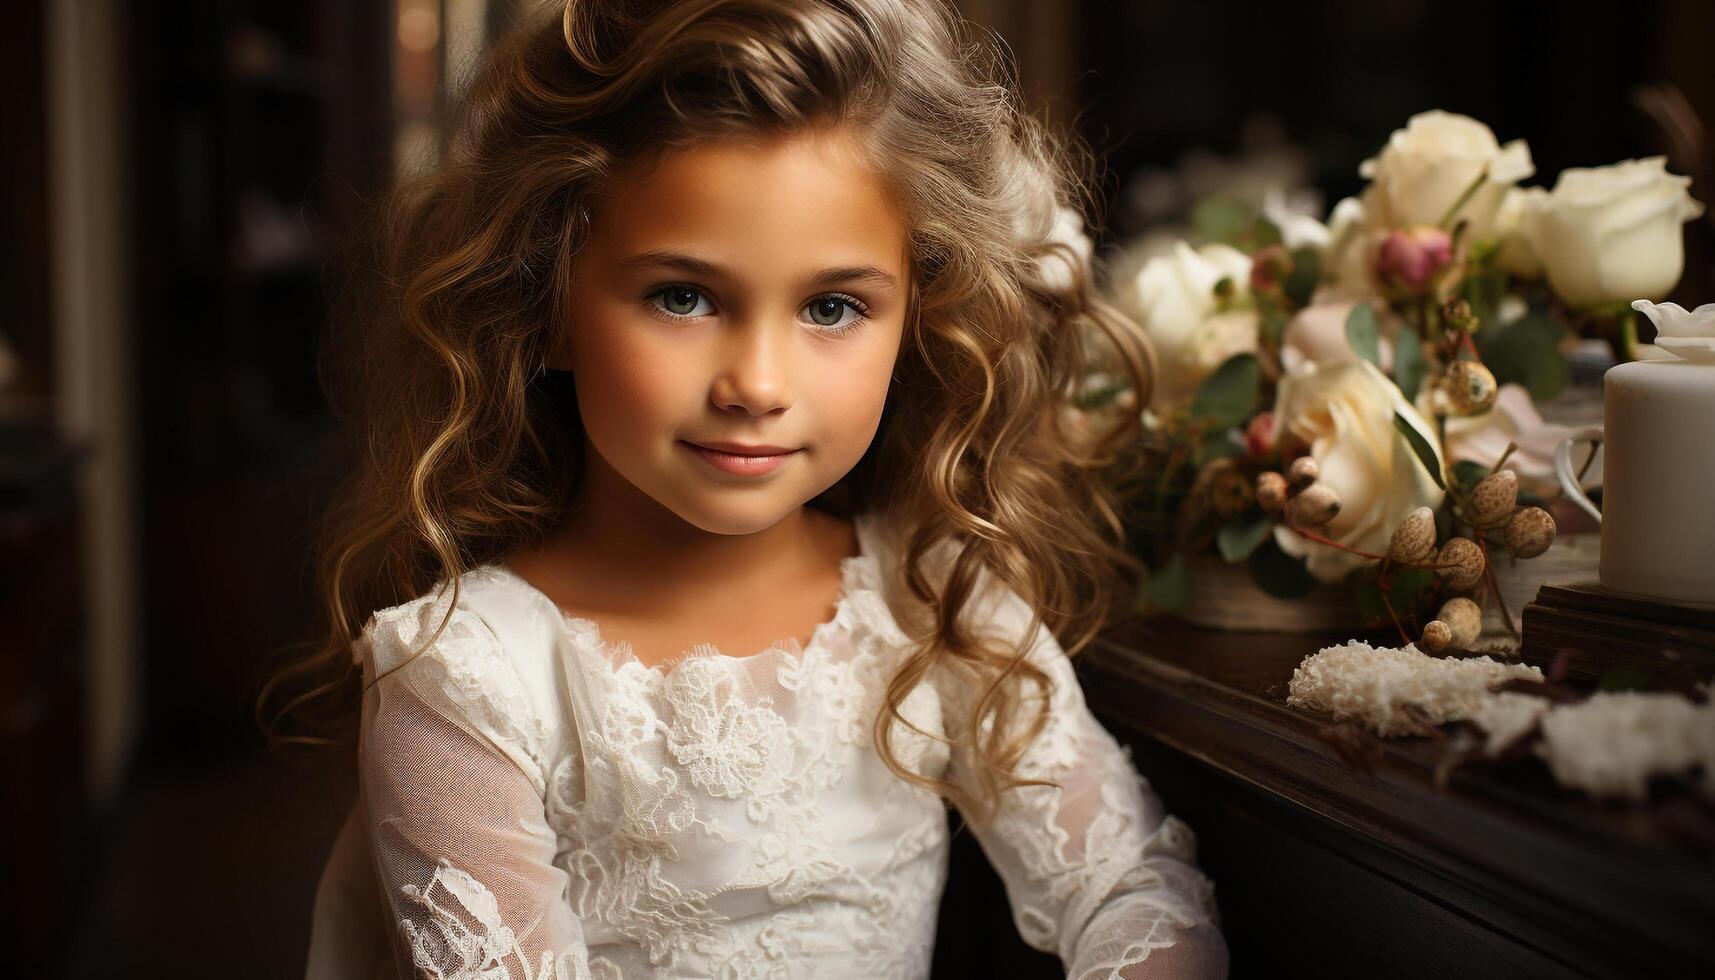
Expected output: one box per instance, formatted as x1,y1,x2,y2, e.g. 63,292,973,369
260,0,1152,822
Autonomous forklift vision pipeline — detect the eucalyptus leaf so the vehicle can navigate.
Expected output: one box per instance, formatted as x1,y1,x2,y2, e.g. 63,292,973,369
1394,332,1427,401
1477,313,1570,402
1191,195,1252,247
1345,303,1381,367
1217,518,1273,564
1252,216,1282,250
1393,410,1446,490
1143,551,1196,614
1191,354,1261,428
1248,538,1315,598
1282,247,1321,310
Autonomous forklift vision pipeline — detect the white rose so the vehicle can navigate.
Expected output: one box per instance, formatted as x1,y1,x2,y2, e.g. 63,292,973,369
1359,110,1534,241
1273,359,1446,583
1262,186,1331,251
1124,241,1260,409
1518,157,1706,310
1492,185,1548,279
1322,195,1379,296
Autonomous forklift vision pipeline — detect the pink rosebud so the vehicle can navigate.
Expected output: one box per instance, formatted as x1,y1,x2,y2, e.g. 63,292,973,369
1245,411,1277,456
1376,225,1453,294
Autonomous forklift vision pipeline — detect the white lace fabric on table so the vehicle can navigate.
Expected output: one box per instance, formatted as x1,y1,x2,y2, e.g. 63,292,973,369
305,511,1227,979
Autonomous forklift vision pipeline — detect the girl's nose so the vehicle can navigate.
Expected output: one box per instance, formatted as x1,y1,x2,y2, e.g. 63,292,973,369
710,317,793,416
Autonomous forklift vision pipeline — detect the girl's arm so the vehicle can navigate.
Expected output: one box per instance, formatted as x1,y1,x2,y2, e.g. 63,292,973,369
939,593,1231,980
359,606,592,980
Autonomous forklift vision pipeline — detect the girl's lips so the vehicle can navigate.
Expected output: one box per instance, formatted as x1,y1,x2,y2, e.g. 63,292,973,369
679,440,800,476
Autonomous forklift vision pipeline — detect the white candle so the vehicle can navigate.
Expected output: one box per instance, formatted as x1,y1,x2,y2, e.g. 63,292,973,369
1599,302,1715,607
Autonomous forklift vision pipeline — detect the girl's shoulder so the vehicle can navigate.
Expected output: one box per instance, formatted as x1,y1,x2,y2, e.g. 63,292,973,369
355,564,570,791
354,565,556,679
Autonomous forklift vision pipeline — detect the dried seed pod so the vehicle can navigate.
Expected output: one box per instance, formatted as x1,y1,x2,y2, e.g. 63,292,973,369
1387,506,1437,564
1441,361,1498,416
1287,455,1320,489
1256,471,1288,514
1210,466,1255,517
1435,537,1486,592
1419,620,1452,653
1505,506,1557,559
1286,483,1341,527
1437,597,1482,648
1466,469,1518,529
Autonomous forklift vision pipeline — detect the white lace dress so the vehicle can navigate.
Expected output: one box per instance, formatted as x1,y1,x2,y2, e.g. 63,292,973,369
304,511,1226,979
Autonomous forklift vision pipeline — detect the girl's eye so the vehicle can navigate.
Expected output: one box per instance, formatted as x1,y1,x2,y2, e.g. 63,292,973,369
649,286,714,319
801,294,869,333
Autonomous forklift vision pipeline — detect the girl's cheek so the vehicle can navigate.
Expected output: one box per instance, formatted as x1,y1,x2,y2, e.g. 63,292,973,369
565,305,680,438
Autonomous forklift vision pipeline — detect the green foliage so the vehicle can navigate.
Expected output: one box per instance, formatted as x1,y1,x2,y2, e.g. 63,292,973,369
1281,247,1322,310
1259,307,1289,347
1141,551,1195,614
1459,267,1509,333
1192,195,1253,247
1248,538,1316,598
1477,312,1569,402
1393,410,1446,490
1217,518,1273,564
1393,331,1427,401
1252,216,1282,250
1191,354,1261,428
1345,303,1381,367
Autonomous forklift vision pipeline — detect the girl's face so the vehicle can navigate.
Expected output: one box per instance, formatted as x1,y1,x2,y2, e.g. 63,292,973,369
553,126,910,535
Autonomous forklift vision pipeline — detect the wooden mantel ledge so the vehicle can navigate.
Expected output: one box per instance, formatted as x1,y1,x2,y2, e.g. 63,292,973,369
1075,617,1715,978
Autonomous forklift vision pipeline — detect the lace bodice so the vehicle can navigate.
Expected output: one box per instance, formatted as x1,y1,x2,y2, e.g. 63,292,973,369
305,512,1226,979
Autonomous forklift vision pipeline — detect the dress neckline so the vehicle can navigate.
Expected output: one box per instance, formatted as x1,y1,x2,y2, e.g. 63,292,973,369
484,511,881,678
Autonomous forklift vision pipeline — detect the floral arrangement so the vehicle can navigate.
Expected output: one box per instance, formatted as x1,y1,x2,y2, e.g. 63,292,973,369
1087,110,1706,646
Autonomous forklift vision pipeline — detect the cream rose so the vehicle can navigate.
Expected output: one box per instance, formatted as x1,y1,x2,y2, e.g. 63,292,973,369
1273,359,1446,583
1359,110,1534,241
1321,195,1379,296
1518,157,1706,309
1123,241,1260,409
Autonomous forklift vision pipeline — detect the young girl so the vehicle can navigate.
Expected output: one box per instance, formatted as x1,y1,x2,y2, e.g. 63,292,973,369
290,1,1228,976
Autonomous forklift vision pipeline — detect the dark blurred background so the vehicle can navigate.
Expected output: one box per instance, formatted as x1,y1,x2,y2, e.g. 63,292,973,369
2,0,1709,975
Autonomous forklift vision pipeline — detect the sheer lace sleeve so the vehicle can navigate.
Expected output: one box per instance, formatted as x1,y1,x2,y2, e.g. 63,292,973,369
359,596,593,980
935,584,1229,980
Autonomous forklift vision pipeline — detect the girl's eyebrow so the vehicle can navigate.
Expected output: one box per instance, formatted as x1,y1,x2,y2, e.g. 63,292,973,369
615,248,900,291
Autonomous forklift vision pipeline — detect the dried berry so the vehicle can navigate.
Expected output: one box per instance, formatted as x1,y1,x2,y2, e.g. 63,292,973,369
1435,537,1486,592
1256,471,1288,514
1505,506,1557,559
1441,360,1498,416
1466,469,1518,529
1287,455,1320,489
1437,597,1482,648
1286,483,1341,527
1419,620,1452,653
1387,506,1437,564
